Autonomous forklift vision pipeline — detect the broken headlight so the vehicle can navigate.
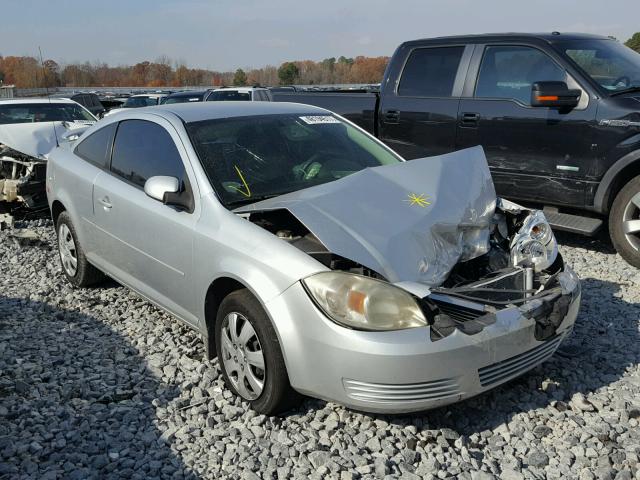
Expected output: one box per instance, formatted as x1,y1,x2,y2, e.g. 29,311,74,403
302,272,427,331
510,211,558,272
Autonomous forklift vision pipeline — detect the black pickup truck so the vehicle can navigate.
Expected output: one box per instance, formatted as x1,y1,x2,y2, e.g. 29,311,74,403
273,33,640,267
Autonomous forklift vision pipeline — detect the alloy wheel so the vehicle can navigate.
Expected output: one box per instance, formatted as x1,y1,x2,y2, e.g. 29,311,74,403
58,224,78,277
622,192,640,251
220,312,265,400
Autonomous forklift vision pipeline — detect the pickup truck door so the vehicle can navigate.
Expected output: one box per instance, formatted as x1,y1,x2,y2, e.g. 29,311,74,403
456,43,597,206
378,44,473,159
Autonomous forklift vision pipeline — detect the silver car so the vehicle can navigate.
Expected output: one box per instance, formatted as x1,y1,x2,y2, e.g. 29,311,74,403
46,102,580,414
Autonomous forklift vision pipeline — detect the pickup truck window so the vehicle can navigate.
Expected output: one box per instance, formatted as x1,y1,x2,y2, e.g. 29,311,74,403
475,46,566,105
398,46,464,97
556,39,640,93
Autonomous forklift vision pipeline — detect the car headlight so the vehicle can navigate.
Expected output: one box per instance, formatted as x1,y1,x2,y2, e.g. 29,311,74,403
510,211,558,271
302,272,427,331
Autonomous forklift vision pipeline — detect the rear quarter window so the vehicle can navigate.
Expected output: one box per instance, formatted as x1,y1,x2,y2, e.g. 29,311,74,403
73,123,117,169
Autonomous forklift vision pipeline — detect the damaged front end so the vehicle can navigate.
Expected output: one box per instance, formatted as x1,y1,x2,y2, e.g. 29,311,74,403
236,146,579,343
0,121,90,212
0,144,47,209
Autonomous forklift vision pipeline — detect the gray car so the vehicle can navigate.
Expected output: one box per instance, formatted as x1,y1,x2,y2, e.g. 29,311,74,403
46,102,580,414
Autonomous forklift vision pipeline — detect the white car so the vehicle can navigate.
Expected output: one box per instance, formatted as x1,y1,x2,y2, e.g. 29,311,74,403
0,98,96,210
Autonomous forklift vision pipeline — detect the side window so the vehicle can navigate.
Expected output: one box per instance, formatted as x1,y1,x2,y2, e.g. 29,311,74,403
74,123,117,168
475,46,567,105
398,46,465,97
111,120,184,188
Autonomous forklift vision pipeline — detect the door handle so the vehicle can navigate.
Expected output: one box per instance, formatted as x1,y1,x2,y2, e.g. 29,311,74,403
383,110,400,123
460,112,480,127
99,197,112,209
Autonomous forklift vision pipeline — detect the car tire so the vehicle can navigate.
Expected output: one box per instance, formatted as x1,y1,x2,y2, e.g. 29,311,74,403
609,175,640,268
56,212,104,287
215,289,300,415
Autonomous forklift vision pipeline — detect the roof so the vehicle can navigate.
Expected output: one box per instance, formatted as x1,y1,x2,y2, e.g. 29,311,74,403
213,87,269,92
404,32,611,46
154,101,328,123
0,98,80,106
131,93,167,98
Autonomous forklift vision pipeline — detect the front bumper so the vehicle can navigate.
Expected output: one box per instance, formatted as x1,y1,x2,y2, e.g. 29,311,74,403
266,266,581,414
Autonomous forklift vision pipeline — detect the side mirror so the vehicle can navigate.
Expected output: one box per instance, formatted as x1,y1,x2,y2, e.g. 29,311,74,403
144,175,194,213
531,81,581,109
144,176,179,202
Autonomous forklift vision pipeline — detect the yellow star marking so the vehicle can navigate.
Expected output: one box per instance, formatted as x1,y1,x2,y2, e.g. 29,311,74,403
405,193,431,208
230,165,252,198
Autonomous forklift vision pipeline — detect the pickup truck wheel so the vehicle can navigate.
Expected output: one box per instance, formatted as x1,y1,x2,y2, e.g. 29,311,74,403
609,175,640,268
215,289,300,415
56,212,105,287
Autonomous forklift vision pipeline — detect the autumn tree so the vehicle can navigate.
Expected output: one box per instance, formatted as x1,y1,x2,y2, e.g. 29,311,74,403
626,32,640,53
278,62,299,85
233,68,247,86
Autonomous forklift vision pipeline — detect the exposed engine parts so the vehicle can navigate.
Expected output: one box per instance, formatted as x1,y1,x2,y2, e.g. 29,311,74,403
243,203,576,343
0,144,47,210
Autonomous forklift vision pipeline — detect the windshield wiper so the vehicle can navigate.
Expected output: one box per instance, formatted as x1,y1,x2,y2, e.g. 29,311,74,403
609,86,640,97
226,193,286,208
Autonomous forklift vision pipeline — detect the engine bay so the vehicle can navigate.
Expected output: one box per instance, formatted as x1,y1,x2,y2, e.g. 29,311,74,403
0,144,47,211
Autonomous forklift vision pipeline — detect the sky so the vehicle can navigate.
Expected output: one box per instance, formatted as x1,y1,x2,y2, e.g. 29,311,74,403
3,0,639,71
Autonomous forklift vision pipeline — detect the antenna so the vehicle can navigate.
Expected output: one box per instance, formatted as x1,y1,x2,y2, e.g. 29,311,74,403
38,46,59,148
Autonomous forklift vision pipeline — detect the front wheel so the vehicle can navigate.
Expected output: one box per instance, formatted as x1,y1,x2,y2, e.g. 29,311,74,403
215,289,300,414
609,175,640,268
56,212,104,287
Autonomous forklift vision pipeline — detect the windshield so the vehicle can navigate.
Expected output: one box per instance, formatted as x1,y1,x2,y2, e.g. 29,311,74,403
163,95,202,104
207,90,252,101
555,39,640,93
123,96,159,108
0,103,96,125
186,113,401,207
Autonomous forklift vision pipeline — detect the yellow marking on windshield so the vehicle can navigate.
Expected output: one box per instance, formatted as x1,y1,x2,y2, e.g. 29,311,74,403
405,193,431,208
231,166,252,197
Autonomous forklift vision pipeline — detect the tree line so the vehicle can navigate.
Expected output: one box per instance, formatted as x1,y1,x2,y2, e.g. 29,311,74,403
0,55,388,88
1,33,638,89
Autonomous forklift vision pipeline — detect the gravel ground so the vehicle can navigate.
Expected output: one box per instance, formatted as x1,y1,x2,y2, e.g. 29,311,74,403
1,219,639,480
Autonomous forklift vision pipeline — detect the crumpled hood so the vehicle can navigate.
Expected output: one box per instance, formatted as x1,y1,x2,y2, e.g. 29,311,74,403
0,121,93,159
237,146,496,286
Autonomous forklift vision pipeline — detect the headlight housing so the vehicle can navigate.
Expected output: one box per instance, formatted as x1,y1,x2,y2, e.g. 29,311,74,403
302,272,427,331
510,210,558,271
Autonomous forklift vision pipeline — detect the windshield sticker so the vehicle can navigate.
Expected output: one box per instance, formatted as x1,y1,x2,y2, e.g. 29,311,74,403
404,193,431,208
299,115,340,125
231,165,252,198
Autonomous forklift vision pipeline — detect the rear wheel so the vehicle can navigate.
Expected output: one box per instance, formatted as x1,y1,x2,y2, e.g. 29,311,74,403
215,289,300,414
56,212,104,287
609,175,640,268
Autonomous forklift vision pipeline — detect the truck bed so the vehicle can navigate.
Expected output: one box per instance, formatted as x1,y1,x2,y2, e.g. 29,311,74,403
272,92,379,134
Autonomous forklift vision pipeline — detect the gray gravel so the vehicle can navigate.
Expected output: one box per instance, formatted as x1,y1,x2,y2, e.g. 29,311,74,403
1,220,639,480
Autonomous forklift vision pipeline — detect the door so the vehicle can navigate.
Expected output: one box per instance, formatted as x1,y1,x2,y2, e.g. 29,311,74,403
92,118,199,326
456,44,597,206
379,44,472,159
